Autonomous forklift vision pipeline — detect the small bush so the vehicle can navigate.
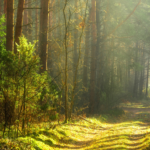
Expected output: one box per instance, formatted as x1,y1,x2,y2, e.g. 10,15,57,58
49,113,59,121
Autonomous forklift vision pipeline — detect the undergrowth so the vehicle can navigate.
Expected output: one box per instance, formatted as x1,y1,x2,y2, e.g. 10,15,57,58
1,112,150,150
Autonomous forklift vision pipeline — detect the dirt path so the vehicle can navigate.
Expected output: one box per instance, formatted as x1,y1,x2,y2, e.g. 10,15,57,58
120,101,150,124
65,100,150,150
1,100,150,150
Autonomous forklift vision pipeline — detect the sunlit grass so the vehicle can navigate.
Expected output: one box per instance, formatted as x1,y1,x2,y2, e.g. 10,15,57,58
0,118,150,149
1,103,150,150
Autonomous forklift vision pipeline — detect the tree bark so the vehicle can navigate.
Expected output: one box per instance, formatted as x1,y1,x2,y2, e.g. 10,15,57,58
39,0,49,73
6,0,13,52
73,0,78,83
89,0,96,114
48,0,53,75
35,2,39,52
133,43,139,97
23,0,28,38
14,0,25,54
146,57,149,97
139,47,145,98
95,0,101,112
4,0,7,15
28,2,32,42
83,8,92,90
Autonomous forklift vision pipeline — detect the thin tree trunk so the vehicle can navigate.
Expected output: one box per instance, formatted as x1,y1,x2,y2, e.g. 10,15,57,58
48,0,53,76
23,0,28,38
110,39,114,91
4,0,7,15
82,18,90,109
89,0,96,114
6,0,14,52
39,0,49,73
95,0,101,112
14,0,25,54
63,0,68,123
35,2,39,52
83,26,90,89
133,43,139,97
139,47,145,98
128,50,131,93
0,2,1,16
83,8,92,90
146,57,149,97
73,0,78,83
28,2,32,42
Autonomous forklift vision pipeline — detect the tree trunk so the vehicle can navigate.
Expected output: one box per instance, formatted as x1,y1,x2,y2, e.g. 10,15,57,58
48,0,53,76
6,0,14,52
28,2,32,42
139,47,145,98
0,2,1,16
133,43,139,98
73,0,78,83
14,0,25,54
63,0,69,123
4,0,7,15
127,50,131,93
39,0,49,73
23,0,28,38
35,2,39,52
146,57,149,97
95,0,101,112
82,15,91,109
89,0,96,114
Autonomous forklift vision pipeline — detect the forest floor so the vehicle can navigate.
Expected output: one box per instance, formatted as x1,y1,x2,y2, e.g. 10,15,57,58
1,99,150,150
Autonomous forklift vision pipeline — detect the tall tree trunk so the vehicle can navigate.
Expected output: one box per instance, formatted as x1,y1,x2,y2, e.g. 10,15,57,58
69,0,78,116
127,49,131,93
14,0,25,54
89,0,96,114
95,0,101,112
4,0,7,15
28,2,32,42
35,2,39,52
48,0,53,76
82,16,91,108
0,2,1,16
139,47,145,98
110,39,114,92
73,0,78,83
83,24,90,89
39,0,49,73
23,0,28,38
63,0,69,123
133,43,139,97
146,57,149,97
6,0,13,52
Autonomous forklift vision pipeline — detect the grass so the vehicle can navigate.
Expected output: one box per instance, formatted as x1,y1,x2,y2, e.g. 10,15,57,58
1,100,150,149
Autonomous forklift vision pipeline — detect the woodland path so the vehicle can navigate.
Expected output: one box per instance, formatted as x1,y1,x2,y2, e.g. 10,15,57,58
56,100,150,150
1,100,150,150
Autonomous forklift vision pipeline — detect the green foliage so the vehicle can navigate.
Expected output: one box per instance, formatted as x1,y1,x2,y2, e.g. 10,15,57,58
0,15,6,44
0,35,46,100
99,114,109,122
39,78,60,111
101,92,107,102
40,101,49,111
106,107,125,117
0,34,59,134
49,113,59,121
0,15,60,129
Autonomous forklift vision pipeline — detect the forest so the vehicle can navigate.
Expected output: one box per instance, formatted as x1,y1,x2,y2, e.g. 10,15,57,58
1,0,150,149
